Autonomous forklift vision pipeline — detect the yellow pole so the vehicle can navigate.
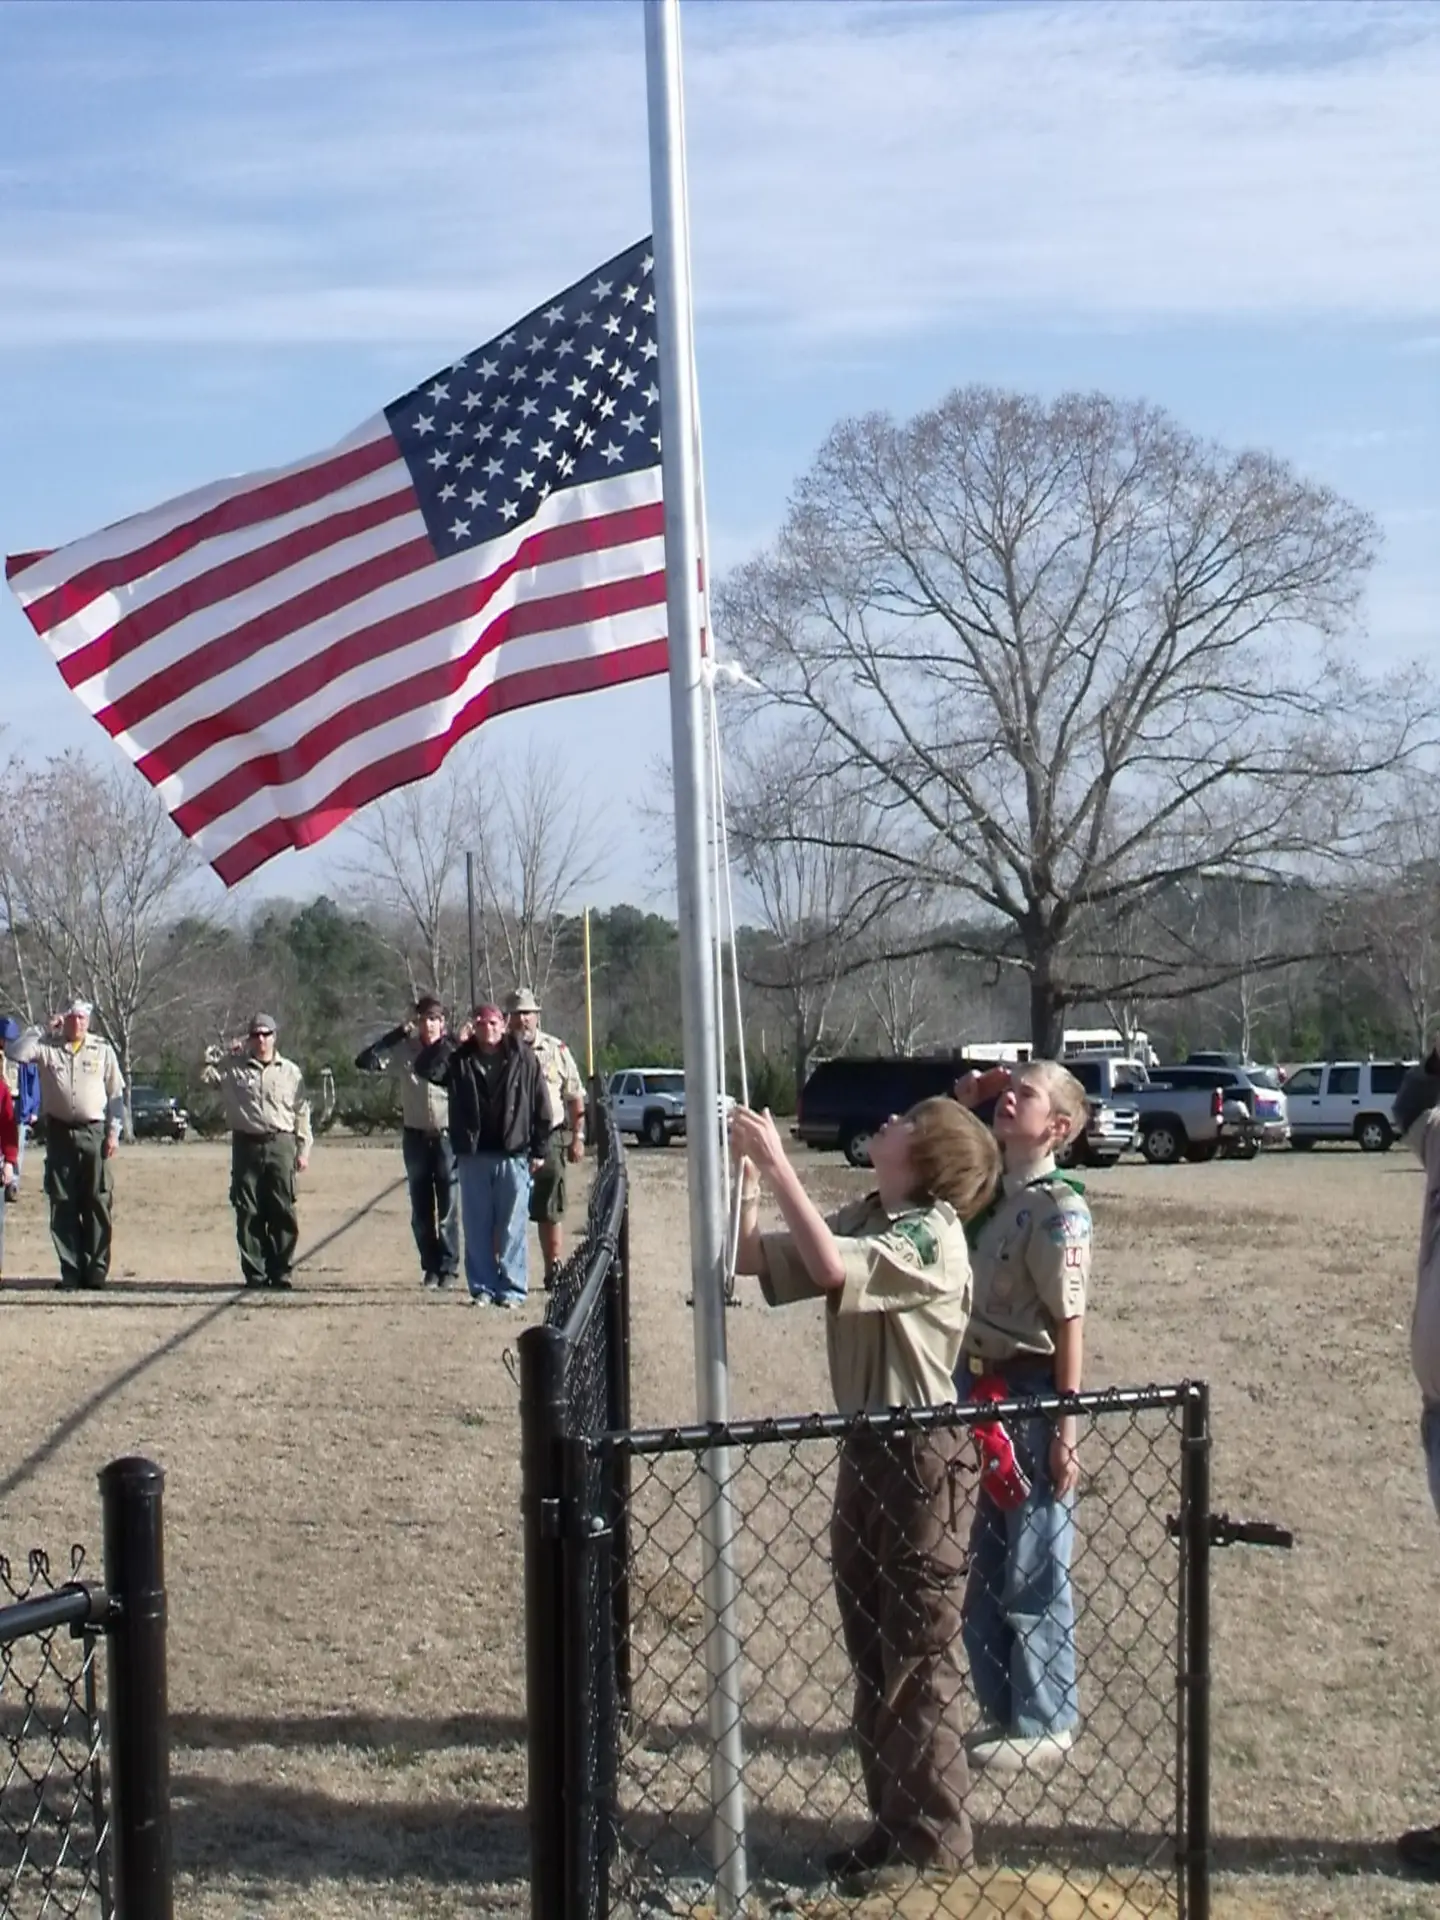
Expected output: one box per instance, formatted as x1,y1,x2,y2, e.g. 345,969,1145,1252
583,906,595,1077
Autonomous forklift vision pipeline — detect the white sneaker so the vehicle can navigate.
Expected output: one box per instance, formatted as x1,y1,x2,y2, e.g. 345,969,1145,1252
968,1728,1074,1775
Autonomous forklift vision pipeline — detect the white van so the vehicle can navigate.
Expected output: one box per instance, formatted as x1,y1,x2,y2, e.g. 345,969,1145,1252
1282,1059,1416,1152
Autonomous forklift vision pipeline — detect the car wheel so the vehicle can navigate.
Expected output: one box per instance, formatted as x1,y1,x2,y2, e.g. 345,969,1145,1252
1185,1141,1221,1164
1142,1124,1183,1166
1356,1115,1393,1154
1289,1136,1316,1151
642,1112,669,1149
1227,1140,1261,1161
842,1127,875,1169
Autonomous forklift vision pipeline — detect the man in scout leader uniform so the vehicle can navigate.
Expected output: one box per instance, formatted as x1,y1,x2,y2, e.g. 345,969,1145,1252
202,1013,312,1290
355,994,459,1289
728,1095,1002,1896
5,999,125,1290
505,988,585,1286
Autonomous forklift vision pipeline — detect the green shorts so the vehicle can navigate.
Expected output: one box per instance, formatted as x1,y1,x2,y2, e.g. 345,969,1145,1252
529,1132,567,1223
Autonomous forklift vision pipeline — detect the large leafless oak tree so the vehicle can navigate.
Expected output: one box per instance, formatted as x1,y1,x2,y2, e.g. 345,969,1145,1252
719,388,1429,1053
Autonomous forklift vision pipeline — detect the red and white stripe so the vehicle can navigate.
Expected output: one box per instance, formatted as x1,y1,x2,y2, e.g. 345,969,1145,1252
6,415,667,885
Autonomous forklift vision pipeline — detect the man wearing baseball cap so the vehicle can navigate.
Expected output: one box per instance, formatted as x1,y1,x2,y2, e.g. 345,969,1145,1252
504,988,586,1286
4,998,125,1290
201,1014,312,1290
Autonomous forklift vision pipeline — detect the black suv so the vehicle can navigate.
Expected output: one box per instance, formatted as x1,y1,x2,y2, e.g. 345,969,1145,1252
129,1085,189,1141
794,1054,993,1166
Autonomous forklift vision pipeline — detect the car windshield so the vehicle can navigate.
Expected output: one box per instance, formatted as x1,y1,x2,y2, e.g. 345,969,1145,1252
1245,1067,1281,1091
644,1074,685,1095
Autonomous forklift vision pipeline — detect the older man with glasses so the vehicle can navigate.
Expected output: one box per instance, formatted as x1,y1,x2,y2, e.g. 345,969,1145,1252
202,1013,312,1291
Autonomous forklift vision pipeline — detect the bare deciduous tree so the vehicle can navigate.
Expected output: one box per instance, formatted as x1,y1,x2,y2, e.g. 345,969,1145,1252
344,752,476,1011
0,752,209,1112
472,748,604,1001
1356,775,1440,1054
720,386,1429,1054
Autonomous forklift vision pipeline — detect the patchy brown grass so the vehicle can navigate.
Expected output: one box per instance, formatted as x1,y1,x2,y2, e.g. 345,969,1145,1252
1,1138,1437,1916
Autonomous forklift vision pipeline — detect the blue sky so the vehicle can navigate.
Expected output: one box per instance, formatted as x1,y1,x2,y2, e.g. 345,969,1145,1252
1,0,1436,911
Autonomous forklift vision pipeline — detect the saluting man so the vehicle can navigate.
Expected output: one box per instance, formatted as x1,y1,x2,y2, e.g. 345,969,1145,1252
5,998,125,1291
202,1013,312,1290
505,988,585,1287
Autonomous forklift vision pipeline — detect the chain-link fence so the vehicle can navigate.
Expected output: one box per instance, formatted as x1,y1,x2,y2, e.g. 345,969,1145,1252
1,1458,173,1920
0,1549,110,1919
524,1370,1214,1920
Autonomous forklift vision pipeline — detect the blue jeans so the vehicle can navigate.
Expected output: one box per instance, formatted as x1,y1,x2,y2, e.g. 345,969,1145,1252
1422,1404,1440,1519
456,1151,532,1302
958,1363,1078,1738
401,1128,458,1279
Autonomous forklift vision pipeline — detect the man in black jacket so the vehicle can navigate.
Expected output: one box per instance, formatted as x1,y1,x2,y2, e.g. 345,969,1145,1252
414,1003,550,1307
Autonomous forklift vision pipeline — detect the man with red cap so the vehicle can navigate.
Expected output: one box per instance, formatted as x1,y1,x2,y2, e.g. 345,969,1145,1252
415,1002,550,1306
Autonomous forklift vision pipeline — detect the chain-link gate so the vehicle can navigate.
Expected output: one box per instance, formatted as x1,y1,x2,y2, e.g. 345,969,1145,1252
0,1550,110,1919
1,1457,174,1920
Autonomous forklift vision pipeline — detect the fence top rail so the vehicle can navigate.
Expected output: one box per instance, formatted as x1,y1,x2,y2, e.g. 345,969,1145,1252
0,1580,112,1647
595,1379,1204,1458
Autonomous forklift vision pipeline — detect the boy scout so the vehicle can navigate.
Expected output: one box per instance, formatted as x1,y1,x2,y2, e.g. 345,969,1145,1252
730,1096,1001,1893
203,1014,311,1290
355,995,458,1289
1390,1050,1440,1879
953,1059,1092,1776
504,988,585,1285
6,999,124,1290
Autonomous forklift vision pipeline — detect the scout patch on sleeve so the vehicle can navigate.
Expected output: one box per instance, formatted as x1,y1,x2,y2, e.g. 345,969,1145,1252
1044,1205,1092,1248
887,1218,940,1266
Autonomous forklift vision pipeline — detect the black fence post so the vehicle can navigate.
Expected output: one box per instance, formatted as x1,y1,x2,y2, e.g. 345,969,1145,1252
98,1455,172,1920
607,1199,633,1719
520,1326,570,1920
1180,1385,1211,1920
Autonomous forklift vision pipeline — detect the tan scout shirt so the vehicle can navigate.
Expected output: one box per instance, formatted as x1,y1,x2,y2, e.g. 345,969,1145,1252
203,1053,313,1155
760,1195,972,1415
533,1029,584,1131
9,1028,124,1134
964,1161,1091,1364
387,1036,450,1133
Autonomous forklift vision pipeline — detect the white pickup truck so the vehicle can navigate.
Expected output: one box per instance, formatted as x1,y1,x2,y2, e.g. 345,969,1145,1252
607,1068,688,1147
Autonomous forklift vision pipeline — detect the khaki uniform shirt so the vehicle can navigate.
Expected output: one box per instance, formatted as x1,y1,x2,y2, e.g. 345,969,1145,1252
203,1053,313,1155
532,1030,584,1131
9,1028,124,1133
963,1160,1091,1364
388,1036,450,1133
1407,1112,1440,1403
760,1195,972,1414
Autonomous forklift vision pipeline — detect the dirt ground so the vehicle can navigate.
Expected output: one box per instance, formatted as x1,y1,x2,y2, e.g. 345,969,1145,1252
2,1136,1440,1918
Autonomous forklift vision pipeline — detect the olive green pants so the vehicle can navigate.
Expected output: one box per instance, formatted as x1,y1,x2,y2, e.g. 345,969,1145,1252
230,1131,298,1287
43,1121,113,1290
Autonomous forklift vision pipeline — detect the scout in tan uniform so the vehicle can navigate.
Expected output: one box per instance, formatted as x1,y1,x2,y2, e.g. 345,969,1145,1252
953,1060,1092,1776
6,998,124,1290
202,1013,312,1290
505,988,585,1285
355,995,458,1288
730,1096,1001,1895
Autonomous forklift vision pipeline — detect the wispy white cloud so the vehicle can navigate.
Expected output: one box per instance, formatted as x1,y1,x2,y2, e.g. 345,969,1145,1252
0,0,1436,350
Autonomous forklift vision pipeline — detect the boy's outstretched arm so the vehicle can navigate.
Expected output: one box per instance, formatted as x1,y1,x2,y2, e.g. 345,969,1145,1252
730,1106,846,1292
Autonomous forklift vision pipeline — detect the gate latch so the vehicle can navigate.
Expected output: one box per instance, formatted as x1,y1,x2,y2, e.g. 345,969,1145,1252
1167,1512,1294,1550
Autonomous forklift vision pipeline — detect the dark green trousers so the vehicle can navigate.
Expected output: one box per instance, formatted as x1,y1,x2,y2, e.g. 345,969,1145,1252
230,1131,298,1286
44,1121,113,1289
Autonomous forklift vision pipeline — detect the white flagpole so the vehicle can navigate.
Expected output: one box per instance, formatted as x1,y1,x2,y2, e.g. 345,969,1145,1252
644,0,749,1909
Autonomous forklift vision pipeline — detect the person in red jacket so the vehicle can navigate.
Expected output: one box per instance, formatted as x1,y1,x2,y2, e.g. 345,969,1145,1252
0,1076,19,1282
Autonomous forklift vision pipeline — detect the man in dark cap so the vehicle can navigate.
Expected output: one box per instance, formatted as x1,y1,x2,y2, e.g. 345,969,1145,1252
356,994,458,1289
202,1014,312,1290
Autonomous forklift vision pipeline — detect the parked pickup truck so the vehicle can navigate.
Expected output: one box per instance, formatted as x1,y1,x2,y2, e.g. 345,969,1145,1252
1126,1065,1266,1166
608,1069,687,1146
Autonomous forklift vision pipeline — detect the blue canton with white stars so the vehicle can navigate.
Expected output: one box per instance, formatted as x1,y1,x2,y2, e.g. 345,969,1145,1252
385,238,660,557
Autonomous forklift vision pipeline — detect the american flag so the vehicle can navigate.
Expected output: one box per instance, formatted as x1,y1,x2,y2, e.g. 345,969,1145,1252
5,239,666,886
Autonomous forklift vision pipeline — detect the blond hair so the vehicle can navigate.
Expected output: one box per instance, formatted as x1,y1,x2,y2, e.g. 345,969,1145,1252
1016,1060,1089,1142
903,1098,1002,1222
